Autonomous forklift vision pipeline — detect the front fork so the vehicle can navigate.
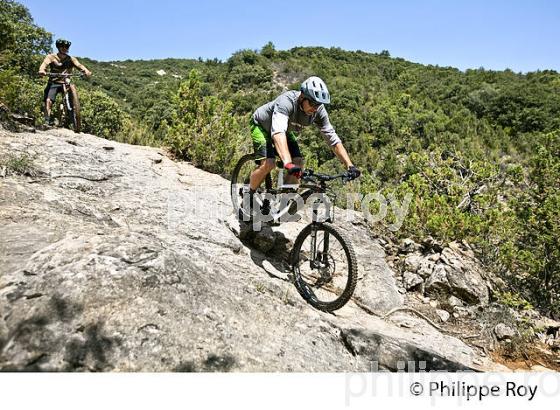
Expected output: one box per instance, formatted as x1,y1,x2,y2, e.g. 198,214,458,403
63,86,72,112
59,87,71,118
309,223,330,269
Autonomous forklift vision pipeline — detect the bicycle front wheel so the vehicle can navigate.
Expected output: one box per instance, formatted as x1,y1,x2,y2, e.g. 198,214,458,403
68,85,81,133
291,222,358,312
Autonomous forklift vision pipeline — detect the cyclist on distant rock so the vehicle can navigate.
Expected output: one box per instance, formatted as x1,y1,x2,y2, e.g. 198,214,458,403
38,38,92,126
249,76,360,198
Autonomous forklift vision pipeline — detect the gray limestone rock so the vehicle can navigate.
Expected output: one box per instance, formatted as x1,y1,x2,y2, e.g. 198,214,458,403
494,323,516,340
403,271,423,291
0,128,505,372
424,245,489,305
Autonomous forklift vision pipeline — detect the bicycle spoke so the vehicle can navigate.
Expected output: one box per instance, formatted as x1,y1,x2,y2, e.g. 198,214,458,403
294,227,352,306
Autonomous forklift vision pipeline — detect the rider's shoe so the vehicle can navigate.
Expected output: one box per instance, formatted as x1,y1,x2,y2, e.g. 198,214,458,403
39,123,53,131
43,116,56,126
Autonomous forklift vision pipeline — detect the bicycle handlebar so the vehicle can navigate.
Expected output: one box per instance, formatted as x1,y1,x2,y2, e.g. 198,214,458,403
44,73,84,77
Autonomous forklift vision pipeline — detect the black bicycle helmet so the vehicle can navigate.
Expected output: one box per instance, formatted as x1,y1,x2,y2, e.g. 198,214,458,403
55,39,71,49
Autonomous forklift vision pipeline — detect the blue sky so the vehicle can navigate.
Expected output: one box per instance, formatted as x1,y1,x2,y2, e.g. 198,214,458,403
21,0,560,72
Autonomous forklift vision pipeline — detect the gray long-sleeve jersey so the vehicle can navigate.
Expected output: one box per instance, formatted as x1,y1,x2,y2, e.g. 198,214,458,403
252,90,342,146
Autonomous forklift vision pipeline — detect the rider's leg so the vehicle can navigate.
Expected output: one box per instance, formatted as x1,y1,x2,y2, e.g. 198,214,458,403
249,120,276,191
43,84,58,125
249,158,275,191
43,84,51,123
45,99,53,122
249,159,275,218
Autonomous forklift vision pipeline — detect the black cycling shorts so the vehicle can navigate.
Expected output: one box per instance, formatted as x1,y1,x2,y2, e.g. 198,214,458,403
44,83,64,102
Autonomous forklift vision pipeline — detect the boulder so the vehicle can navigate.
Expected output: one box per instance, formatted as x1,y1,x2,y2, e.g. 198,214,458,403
494,323,516,340
447,296,464,308
424,245,489,305
252,225,277,254
425,263,451,295
398,238,419,254
404,254,423,273
417,259,436,279
436,309,451,322
403,271,423,291
421,236,444,253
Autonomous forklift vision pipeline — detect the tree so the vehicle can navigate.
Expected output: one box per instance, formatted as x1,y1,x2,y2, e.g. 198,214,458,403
0,0,52,75
165,69,245,174
261,42,276,58
502,132,560,315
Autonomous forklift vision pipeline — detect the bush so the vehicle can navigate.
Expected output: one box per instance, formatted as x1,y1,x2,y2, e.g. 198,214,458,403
0,69,44,121
0,0,52,75
79,89,127,138
500,132,560,315
0,152,36,176
165,70,248,174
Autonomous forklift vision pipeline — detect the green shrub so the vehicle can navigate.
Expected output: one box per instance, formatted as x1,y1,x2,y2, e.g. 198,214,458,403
165,70,248,175
0,152,36,176
0,69,44,120
494,291,534,311
79,89,127,138
500,132,560,315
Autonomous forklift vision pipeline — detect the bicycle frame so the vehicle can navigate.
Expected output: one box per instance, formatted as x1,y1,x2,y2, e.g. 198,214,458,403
232,153,350,225
60,78,73,114
46,73,81,131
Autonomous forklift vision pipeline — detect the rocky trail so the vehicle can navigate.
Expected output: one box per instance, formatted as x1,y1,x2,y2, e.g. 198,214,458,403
1,126,558,371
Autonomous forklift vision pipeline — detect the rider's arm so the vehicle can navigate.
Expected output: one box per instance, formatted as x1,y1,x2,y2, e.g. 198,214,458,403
332,142,354,169
314,107,342,146
270,101,293,165
272,132,292,165
71,57,92,77
315,106,354,169
38,54,52,75
314,108,354,169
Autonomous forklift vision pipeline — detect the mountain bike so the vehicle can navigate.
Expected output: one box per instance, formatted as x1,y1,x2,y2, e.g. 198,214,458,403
230,154,358,311
46,73,82,133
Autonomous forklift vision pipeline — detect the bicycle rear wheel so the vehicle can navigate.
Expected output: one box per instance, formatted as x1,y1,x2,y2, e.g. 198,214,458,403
291,222,358,312
230,153,268,221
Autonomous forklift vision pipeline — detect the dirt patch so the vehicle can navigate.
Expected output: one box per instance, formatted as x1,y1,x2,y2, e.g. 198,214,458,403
492,343,560,371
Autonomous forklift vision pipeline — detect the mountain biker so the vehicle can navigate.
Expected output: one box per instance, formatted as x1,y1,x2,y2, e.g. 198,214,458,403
248,76,361,204
38,38,92,126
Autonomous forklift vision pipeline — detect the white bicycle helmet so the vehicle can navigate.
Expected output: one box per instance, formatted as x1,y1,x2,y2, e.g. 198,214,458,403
300,76,330,105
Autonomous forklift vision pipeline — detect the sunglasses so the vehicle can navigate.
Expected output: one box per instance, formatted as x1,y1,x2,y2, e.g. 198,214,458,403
306,98,322,109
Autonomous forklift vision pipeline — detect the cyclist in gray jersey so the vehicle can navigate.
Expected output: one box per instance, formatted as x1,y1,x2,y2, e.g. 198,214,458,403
249,76,360,193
